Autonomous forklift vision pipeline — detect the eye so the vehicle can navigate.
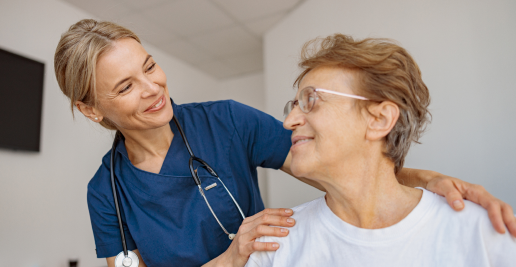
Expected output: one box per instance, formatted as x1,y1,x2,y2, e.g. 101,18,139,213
119,84,131,94
146,62,156,72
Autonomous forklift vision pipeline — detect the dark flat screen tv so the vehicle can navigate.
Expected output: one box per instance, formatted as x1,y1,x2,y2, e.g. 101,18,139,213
0,48,44,152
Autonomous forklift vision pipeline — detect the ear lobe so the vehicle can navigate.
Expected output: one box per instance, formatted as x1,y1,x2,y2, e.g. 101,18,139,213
365,101,399,141
75,101,103,122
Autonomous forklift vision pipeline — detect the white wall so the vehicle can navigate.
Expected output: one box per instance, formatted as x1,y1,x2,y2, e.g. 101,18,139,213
264,0,516,209
0,0,265,266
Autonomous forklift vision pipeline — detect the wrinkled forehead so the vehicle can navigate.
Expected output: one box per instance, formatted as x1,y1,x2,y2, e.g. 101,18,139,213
296,66,357,97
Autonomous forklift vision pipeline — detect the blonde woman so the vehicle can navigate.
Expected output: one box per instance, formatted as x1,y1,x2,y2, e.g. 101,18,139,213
247,34,516,267
54,20,516,267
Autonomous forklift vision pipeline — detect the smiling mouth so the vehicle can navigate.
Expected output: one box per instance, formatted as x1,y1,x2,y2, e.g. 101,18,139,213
153,98,163,108
145,95,165,112
293,138,312,145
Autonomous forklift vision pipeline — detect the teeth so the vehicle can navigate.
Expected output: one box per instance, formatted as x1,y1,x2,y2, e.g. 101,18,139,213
154,98,163,108
294,139,311,145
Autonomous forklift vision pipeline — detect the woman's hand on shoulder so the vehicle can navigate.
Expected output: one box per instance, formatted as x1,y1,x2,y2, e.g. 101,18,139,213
426,172,516,238
207,208,295,267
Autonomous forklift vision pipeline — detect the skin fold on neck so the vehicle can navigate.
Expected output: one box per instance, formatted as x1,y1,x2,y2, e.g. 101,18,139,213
318,149,423,229
120,122,174,173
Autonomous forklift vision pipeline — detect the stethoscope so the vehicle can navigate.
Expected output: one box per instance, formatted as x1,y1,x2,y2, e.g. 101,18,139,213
110,115,246,267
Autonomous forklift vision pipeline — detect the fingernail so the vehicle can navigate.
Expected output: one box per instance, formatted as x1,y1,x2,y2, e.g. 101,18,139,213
287,218,294,223
453,200,464,210
272,243,279,248
285,209,293,214
280,228,288,233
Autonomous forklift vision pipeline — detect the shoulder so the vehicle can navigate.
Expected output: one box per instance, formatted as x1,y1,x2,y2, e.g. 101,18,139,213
177,99,252,117
249,198,324,266
423,189,516,249
177,100,262,129
257,197,323,244
423,188,489,224
87,150,113,204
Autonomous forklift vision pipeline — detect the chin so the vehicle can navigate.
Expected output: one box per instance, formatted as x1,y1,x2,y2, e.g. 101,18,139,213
290,157,312,178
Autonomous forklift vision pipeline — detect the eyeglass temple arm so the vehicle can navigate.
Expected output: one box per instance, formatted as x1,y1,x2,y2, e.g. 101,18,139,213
315,88,369,100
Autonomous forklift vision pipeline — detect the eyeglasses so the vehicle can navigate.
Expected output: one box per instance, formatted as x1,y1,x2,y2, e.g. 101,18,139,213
283,87,369,118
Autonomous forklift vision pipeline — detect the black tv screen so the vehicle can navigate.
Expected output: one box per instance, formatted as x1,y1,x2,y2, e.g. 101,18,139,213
0,48,44,152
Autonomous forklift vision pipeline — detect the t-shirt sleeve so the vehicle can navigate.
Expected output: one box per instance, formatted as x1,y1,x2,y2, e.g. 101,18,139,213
87,165,137,258
244,236,277,266
228,100,292,169
481,214,516,266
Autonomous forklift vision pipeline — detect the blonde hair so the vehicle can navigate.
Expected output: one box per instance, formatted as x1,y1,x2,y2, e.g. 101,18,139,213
295,34,431,173
54,19,141,130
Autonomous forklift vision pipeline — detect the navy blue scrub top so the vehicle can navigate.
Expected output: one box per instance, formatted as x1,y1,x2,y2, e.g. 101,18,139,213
87,100,292,266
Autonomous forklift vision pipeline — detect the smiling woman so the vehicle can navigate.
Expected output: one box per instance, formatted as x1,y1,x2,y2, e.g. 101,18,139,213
246,34,516,267
54,19,298,267
53,19,516,267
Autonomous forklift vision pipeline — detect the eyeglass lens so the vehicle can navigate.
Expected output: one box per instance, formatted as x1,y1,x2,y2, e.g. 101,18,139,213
284,87,316,117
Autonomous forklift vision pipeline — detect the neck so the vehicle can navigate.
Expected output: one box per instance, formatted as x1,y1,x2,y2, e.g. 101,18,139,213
318,151,422,229
120,123,174,167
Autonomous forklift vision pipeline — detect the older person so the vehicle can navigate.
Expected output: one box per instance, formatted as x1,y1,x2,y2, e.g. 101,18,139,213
246,34,516,266
54,19,515,267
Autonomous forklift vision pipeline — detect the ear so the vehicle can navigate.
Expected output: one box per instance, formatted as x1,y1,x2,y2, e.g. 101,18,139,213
75,101,104,123
364,101,399,141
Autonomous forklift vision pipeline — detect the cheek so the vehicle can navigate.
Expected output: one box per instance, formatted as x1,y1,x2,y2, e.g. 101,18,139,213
155,66,168,89
101,94,141,124
314,107,365,161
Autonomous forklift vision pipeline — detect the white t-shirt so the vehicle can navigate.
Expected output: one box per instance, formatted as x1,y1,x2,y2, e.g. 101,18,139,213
246,188,516,267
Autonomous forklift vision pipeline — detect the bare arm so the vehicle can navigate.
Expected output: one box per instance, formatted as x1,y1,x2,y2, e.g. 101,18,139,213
106,250,147,267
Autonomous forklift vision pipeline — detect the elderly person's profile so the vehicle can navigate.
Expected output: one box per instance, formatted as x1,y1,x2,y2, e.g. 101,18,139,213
245,34,516,266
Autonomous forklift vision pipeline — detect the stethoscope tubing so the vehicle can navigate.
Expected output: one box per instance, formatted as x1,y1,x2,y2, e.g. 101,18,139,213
109,113,246,266
110,132,129,257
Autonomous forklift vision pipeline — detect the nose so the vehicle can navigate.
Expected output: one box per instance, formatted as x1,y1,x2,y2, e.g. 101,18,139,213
283,103,306,131
141,75,160,98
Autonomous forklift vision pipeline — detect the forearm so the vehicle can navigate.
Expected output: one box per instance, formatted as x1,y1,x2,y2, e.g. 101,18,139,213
397,167,438,188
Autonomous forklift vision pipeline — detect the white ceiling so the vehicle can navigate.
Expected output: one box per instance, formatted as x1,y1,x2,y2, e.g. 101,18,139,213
61,0,304,79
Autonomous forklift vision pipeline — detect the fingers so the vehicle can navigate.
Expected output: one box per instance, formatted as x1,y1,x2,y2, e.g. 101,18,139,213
241,209,295,234
240,214,295,241
240,240,280,256
252,224,290,239
428,176,516,237
486,201,506,234
245,208,293,223
501,203,516,238
445,190,465,211
462,184,509,234
431,178,465,211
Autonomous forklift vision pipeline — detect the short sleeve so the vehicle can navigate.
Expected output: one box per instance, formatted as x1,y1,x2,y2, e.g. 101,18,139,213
481,214,516,266
228,100,291,169
87,165,137,258
245,237,276,267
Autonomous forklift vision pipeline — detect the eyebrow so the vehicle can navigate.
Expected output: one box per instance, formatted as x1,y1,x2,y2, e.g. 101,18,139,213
111,54,153,91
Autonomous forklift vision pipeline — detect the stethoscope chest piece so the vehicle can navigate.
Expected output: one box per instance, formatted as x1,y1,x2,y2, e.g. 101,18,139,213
115,250,139,267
